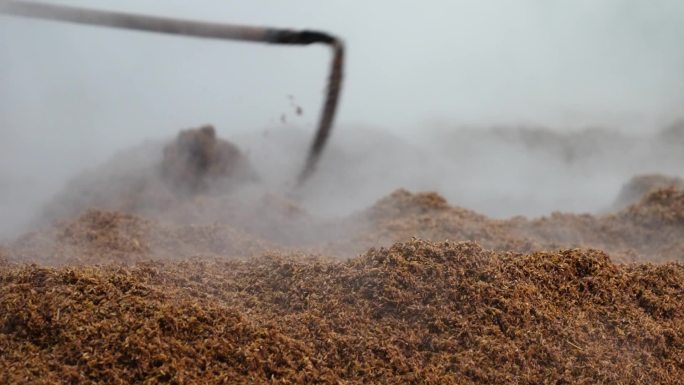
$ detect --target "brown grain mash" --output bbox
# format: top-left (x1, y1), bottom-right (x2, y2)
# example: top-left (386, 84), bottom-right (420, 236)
top-left (1, 183), bottom-right (684, 384)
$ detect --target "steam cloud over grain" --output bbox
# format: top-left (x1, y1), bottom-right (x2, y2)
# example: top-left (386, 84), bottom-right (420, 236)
top-left (2, 0), bottom-right (684, 238)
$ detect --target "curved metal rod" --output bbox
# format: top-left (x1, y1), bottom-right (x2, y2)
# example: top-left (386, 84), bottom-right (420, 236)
top-left (0, 0), bottom-right (344, 186)
top-left (298, 41), bottom-right (344, 185)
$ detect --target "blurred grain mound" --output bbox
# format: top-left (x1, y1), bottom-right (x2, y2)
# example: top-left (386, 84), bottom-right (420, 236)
top-left (1, 240), bottom-right (682, 384)
top-left (612, 174), bottom-right (684, 210)
top-left (40, 125), bottom-right (259, 226)
top-left (619, 187), bottom-right (684, 226)
top-left (350, 185), bottom-right (684, 262)
top-left (5, 179), bottom-right (684, 265)
top-left (7, 210), bottom-right (274, 265)
top-left (161, 125), bottom-right (257, 194)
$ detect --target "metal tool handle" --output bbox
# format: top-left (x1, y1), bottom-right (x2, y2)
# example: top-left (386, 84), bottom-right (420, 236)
top-left (1, 0), bottom-right (344, 186)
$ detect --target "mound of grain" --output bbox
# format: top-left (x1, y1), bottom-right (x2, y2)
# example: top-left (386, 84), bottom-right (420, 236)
top-left (10, 183), bottom-right (684, 265)
top-left (367, 189), bottom-right (453, 219)
top-left (7, 209), bottom-right (275, 265)
top-left (39, 125), bottom-right (261, 227)
top-left (347, 188), bottom-right (684, 263)
top-left (619, 187), bottom-right (684, 226)
top-left (2, 240), bottom-right (682, 384)
top-left (340, 189), bottom-right (533, 257)
top-left (0, 265), bottom-right (321, 384)
top-left (161, 125), bottom-right (257, 194)
top-left (613, 174), bottom-right (684, 210)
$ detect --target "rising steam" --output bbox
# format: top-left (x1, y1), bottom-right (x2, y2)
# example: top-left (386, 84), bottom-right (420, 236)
top-left (1, 0), bottom-right (683, 239)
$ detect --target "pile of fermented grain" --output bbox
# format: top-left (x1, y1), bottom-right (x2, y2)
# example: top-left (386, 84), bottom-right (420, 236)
top-left (7, 210), bottom-right (274, 266)
top-left (2, 240), bottom-right (682, 384)
top-left (612, 174), bottom-right (684, 210)
top-left (345, 184), bottom-right (684, 263)
top-left (1, 126), bottom-right (683, 384)
top-left (7, 180), bottom-right (684, 266)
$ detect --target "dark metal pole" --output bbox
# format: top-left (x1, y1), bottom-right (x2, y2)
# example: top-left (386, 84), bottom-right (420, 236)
top-left (0, 1), bottom-right (344, 185)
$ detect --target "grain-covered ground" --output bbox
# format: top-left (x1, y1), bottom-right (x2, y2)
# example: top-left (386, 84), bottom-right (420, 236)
top-left (1, 129), bottom-right (683, 384)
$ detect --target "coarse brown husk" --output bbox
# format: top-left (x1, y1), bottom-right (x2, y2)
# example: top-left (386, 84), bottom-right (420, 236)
top-left (2, 175), bottom-right (684, 383)
top-left (344, 187), bottom-right (684, 263)
top-left (5, 184), bottom-right (684, 266)
top-left (6, 209), bottom-right (277, 266)
top-left (612, 174), bottom-right (684, 210)
top-left (1, 240), bottom-right (683, 384)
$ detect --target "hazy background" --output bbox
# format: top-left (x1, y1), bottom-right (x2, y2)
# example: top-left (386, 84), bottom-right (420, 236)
top-left (1, 0), bottom-right (684, 238)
